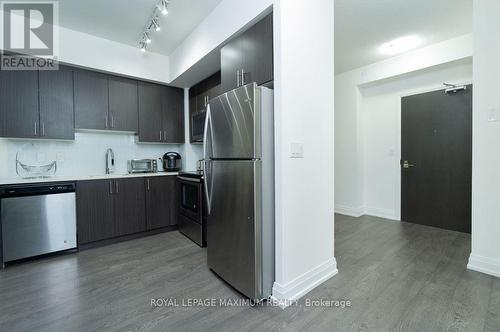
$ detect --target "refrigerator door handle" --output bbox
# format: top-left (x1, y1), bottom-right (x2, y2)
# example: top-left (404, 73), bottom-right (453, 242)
top-left (203, 105), bottom-right (213, 214)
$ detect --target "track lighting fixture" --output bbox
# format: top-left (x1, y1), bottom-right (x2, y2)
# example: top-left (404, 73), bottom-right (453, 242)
top-left (139, 0), bottom-right (171, 51)
top-left (158, 0), bottom-right (169, 15)
top-left (153, 17), bottom-right (161, 32)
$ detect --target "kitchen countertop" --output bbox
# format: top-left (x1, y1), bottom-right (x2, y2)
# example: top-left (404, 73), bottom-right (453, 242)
top-left (0, 172), bottom-right (179, 186)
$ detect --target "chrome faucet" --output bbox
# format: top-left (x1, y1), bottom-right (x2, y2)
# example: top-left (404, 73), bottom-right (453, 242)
top-left (105, 148), bottom-right (115, 174)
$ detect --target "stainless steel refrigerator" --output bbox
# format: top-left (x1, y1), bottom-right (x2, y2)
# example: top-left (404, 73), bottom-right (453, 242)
top-left (203, 83), bottom-right (274, 300)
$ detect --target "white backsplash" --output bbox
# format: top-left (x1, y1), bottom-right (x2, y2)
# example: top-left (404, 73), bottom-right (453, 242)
top-left (0, 132), bottom-right (191, 179)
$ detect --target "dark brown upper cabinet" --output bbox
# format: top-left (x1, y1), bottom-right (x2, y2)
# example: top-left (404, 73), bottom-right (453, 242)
top-left (0, 66), bottom-right (74, 140)
top-left (0, 70), bottom-right (40, 139)
top-left (220, 13), bottom-right (273, 94)
top-left (39, 65), bottom-right (75, 140)
top-left (74, 69), bottom-right (109, 130)
top-left (108, 76), bottom-right (139, 132)
top-left (138, 81), bottom-right (163, 143)
top-left (138, 82), bottom-right (185, 143)
top-left (162, 86), bottom-right (185, 144)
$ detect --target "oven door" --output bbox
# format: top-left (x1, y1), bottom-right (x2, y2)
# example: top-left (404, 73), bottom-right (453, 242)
top-left (177, 176), bottom-right (203, 223)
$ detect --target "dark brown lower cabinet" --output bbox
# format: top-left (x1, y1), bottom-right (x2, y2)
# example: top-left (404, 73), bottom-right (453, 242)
top-left (114, 178), bottom-right (147, 237)
top-left (145, 176), bottom-right (178, 230)
top-left (77, 176), bottom-right (175, 245)
top-left (76, 180), bottom-right (115, 244)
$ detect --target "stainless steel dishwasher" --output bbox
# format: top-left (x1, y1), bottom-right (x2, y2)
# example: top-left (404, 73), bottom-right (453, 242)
top-left (0, 183), bottom-right (77, 264)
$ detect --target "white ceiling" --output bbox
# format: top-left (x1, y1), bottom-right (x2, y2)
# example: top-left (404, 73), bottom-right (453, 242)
top-left (335, 0), bottom-right (473, 74)
top-left (58, 0), bottom-right (223, 55)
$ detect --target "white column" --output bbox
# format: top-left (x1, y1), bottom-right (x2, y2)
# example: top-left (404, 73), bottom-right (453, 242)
top-left (272, 0), bottom-right (337, 305)
top-left (468, 0), bottom-right (500, 278)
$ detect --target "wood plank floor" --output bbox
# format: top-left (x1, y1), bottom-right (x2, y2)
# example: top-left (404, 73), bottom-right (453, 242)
top-left (1, 214), bottom-right (498, 332)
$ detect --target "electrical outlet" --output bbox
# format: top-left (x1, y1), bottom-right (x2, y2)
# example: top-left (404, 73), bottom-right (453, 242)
top-left (488, 108), bottom-right (500, 122)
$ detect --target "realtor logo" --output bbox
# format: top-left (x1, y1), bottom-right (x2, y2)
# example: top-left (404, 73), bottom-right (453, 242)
top-left (1, 1), bottom-right (59, 70)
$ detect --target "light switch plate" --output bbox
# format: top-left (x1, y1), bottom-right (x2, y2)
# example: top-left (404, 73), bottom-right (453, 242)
top-left (290, 142), bottom-right (304, 158)
top-left (488, 108), bottom-right (500, 122)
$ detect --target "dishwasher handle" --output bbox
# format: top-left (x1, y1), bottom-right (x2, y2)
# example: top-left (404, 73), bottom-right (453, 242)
top-left (0, 183), bottom-right (76, 198)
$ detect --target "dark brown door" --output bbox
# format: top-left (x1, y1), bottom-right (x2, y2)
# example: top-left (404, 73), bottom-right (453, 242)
top-left (0, 70), bottom-right (39, 138)
top-left (145, 176), bottom-right (177, 230)
top-left (109, 76), bottom-right (139, 132)
top-left (162, 86), bottom-right (185, 143)
top-left (74, 69), bottom-right (109, 130)
top-left (138, 81), bottom-right (163, 142)
top-left (76, 180), bottom-right (115, 244)
top-left (39, 65), bottom-right (75, 140)
top-left (401, 86), bottom-right (472, 233)
top-left (114, 178), bottom-right (147, 237)
top-left (220, 37), bottom-right (242, 93)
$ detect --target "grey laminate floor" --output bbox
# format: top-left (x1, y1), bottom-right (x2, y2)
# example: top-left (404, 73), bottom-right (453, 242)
top-left (1, 214), bottom-right (499, 332)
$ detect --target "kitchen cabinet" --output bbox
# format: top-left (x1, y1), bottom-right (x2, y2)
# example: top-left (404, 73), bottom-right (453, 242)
top-left (108, 76), bottom-right (139, 132)
top-left (138, 82), bottom-right (185, 143)
top-left (74, 69), bottom-right (109, 130)
top-left (0, 70), bottom-right (39, 139)
top-left (76, 178), bottom-right (147, 244)
top-left (162, 86), bottom-right (185, 143)
top-left (145, 176), bottom-right (178, 230)
top-left (138, 81), bottom-right (163, 142)
top-left (39, 65), bottom-right (75, 139)
top-left (76, 180), bottom-right (115, 244)
top-left (220, 13), bottom-right (273, 93)
top-left (114, 178), bottom-right (147, 237)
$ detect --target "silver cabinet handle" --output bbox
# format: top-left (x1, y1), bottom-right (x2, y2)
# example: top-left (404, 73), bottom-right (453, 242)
top-left (241, 68), bottom-right (246, 85)
top-left (105, 115), bottom-right (108, 129)
top-left (42, 122), bottom-right (45, 137)
top-left (159, 130), bottom-right (162, 141)
top-left (109, 181), bottom-right (113, 194)
top-left (236, 69), bottom-right (240, 87)
top-left (146, 178), bottom-right (150, 191)
top-left (164, 130), bottom-right (167, 142)
top-left (34, 121), bottom-right (38, 136)
top-left (110, 115), bottom-right (114, 128)
top-left (115, 181), bottom-right (119, 194)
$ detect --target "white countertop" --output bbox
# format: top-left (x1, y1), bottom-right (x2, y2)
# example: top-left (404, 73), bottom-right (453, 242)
top-left (0, 172), bottom-right (179, 186)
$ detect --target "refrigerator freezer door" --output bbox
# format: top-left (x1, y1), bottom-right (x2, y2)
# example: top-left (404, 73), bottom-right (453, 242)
top-left (208, 83), bottom-right (259, 159)
top-left (207, 160), bottom-right (260, 298)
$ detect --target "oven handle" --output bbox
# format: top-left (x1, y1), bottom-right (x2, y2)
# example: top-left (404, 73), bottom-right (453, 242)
top-left (177, 176), bottom-right (201, 183)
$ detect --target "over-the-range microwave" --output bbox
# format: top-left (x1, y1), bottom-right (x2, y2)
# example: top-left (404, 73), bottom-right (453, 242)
top-left (191, 110), bottom-right (206, 142)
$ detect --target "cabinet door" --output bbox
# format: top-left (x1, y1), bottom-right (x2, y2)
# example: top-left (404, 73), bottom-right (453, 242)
top-left (189, 88), bottom-right (198, 143)
top-left (138, 81), bottom-right (163, 142)
top-left (243, 13), bottom-right (274, 86)
top-left (74, 69), bottom-right (109, 130)
top-left (39, 65), bottom-right (75, 140)
top-left (76, 180), bottom-right (115, 244)
top-left (220, 37), bottom-right (242, 94)
top-left (146, 176), bottom-right (177, 230)
top-left (162, 86), bottom-right (185, 143)
top-left (109, 76), bottom-right (139, 132)
top-left (0, 70), bottom-right (39, 138)
top-left (114, 178), bottom-right (147, 237)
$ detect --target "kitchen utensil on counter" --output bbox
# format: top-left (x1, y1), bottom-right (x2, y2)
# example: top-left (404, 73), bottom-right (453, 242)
top-left (162, 152), bottom-right (182, 172)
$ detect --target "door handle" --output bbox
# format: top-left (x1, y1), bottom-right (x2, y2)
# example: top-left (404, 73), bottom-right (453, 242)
top-left (402, 160), bottom-right (415, 169)
top-left (236, 69), bottom-right (240, 87)
top-left (204, 159), bottom-right (212, 215)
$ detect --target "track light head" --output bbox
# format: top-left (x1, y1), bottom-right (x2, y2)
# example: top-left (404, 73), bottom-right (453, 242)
top-left (144, 32), bottom-right (151, 44)
top-left (140, 42), bottom-right (147, 52)
top-left (152, 17), bottom-right (160, 32)
top-left (159, 0), bottom-right (168, 15)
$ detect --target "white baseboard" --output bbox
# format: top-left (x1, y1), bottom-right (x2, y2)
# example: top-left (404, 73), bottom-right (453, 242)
top-left (468, 254), bottom-right (500, 278)
top-left (363, 206), bottom-right (398, 221)
top-left (334, 205), bottom-right (364, 218)
top-left (335, 205), bottom-right (398, 221)
top-left (272, 257), bottom-right (338, 309)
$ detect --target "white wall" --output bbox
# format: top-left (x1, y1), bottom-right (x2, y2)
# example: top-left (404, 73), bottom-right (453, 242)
top-left (335, 35), bottom-right (473, 218)
top-left (0, 133), bottom-right (182, 179)
top-left (271, 0), bottom-right (337, 304)
top-left (467, 0), bottom-right (500, 278)
top-left (359, 60), bottom-right (472, 220)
